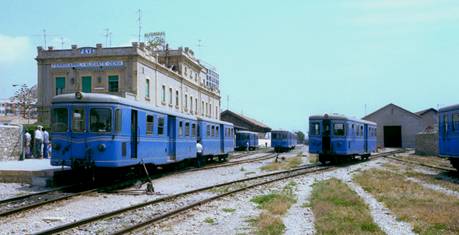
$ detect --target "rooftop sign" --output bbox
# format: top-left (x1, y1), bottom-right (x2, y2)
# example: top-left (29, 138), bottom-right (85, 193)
top-left (51, 61), bottom-right (124, 69)
top-left (79, 47), bottom-right (96, 55)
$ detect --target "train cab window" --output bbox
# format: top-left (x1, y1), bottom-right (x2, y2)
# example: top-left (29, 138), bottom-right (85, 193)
top-left (360, 126), bottom-right (364, 136)
top-left (310, 123), bottom-right (320, 136)
top-left (453, 114), bottom-right (459, 131)
top-left (158, 117), bottom-right (165, 135)
top-left (51, 108), bottom-right (68, 132)
top-left (207, 125), bottom-right (210, 137)
top-left (146, 115), bottom-right (154, 135)
top-left (192, 123), bottom-right (197, 137)
top-left (115, 109), bottom-right (122, 132)
top-left (185, 122), bottom-right (190, 136)
top-left (178, 121), bottom-right (183, 136)
top-left (216, 126), bottom-right (219, 137)
top-left (72, 108), bottom-right (85, 132)
top-left (90, 108), bottom-right (112, 133)
top-left (333, 123), bottom-right (345, 136)
top-left (211, 126), bottom-right (215, 137)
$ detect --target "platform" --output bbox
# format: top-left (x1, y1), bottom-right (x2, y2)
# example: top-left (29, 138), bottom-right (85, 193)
top-left (0, 159), bottom-right (70, 186)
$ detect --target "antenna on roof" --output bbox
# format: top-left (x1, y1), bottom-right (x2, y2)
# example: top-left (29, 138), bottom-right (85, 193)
top-left (104, 28), bottom-right (112, 47)
top-left (137, 9), bottom-right (142, 43)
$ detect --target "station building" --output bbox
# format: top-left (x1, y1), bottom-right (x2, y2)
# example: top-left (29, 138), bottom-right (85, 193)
top-left (36, 43), bottom-right (221, 124)
top-left (363, 103), bottom-right (438, 148)
top-left (220, 110), bottom-right (272, 146)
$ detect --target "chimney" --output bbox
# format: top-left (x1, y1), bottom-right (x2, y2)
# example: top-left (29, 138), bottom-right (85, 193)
top-left (37, 46), bottom-right (43, 52)
top-left (71, 44), bottom-right (77, 49)
top-left (139, 42), bottom-right (145, 50)
top-left (132, 42), bottom-right (138, 48)
top-left (96, 43), bottom-right (102, 49)
top-left (48, 46), bottom-right (53, 51)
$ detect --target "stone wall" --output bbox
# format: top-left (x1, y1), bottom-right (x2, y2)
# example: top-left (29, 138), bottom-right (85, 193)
top-left (0, 125), bottom-right (22, 161)
top-left (415, 132), bottom-right (438, 156)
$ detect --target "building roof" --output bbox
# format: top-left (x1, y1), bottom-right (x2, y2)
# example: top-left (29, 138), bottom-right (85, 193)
top-left (415, 108), bottom-right (438, 116)
top-left (220, 110), bottom-right (271, 133)
top-left (362, 103), bottom-right (422, 120)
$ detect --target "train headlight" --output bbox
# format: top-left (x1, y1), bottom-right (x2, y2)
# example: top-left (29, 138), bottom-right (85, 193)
top-left (75, 91), bottom-right (83, 100)
top-left (98, 144), bottom-right (106, 152)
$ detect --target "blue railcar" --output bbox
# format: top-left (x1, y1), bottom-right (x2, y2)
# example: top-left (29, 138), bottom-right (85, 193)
top-left (235, 131), bottom-right (258, 151)
top-left (438, 104), bottom-right (459, 170)
top-left (271, 130), bottom-right (297, 152)
top-left (308, 114), bottom-right (377, 164)
top-left (50, 92), bottom-right (234, 169)
top-left (197, 117), bottom-right (235, 160)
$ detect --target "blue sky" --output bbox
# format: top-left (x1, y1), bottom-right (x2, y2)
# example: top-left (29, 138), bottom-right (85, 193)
top-left (1, 0), bottom-right (458, 132)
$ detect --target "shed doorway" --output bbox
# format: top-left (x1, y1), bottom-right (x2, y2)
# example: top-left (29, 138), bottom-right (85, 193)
top-left (384, 126), bottom-right (402, 148)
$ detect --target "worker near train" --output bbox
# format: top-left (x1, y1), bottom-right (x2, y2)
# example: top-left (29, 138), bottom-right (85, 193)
top-left (196, 139), bottom-right (203, 167)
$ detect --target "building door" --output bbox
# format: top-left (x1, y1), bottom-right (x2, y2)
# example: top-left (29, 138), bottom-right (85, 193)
top-left (384, 126), bottom-right (402, 148)
top-left (322, 119), bottom-right (331, 153)
top-left (82, 76), bottom-right (92, 93)
top-left (130, 110), bottom-right (138, 159)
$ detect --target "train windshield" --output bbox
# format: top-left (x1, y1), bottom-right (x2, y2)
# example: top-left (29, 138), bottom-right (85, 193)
top-left (90, 108), bottom-right (112, 133)
top-left (333, 123), bottom-right (345, 136)
top-left (51, 108), bottom-right (68, 132)
top-left (309, 123), bottom-right (320, 136)
top-left (72, 108), bottom-right (85, 132)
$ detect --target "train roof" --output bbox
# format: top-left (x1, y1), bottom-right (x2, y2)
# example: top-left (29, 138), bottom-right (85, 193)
top-left (271, 130), bottom-right (295, 134)
top-left (439, 104), bottom-right (459, 113)
top-left (52, 93), bottom-right (198, 120)
top-left (197, 116), bottom-right (234, 126)
top-left (236, 130), bottom-right (258, 135)
top-left (309, 114), bottom-right (376, 125)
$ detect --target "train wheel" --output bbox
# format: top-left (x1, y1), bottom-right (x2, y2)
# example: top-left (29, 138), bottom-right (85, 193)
top-left (318, 154), bottom-right (328, 164)
top-left (450, 158), bottom-right (459, 170)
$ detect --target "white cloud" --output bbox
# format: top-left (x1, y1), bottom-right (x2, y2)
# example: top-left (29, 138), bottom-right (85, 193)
top-left (0, 34), bottom-right (32, 64)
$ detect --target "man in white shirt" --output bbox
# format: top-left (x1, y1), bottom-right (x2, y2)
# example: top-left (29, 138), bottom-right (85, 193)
top-left (34, 126), bottom-right (44, 159)
top-left (24, 131), bottom-right (31, 158)
top-left (42, 128), bottom-right (50, 159)
top-left (196, 140), bottom-right (204, 167)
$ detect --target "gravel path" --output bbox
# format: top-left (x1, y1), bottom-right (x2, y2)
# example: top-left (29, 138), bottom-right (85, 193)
top-left (0, 183), bottom-right (45, 201)
top-left (406, 177), bottom-right (459, 198)
top-left (283, 178), bottom-right (315, 235)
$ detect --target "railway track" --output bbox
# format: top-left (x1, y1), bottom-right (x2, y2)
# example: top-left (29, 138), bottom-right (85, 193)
top-left (229, 148), bottom-right (272, 160)
top-left (34, 149), bottom-right (405, 235)
top-left (0, 185), bottom-right (96, 218)
top-left (384, 154), bottom-right (456, 172)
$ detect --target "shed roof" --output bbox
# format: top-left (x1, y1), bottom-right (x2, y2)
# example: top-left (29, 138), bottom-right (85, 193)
top-left (220, 110), bottom-right (271, 133)
top-left (362, 103), bottom-right (421, 120)
top-left (415, 108), bottom-right (438, 116)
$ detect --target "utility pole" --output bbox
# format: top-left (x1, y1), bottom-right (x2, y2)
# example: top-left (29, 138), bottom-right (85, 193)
top-left (137, 9), bottom-right (142, 43)
top-left (43, 29), bottom-right (47, 48)
top-left (60, 36), bottom-right (65, 49)
top-left (104, 28), bottom-right (112, 47)
top-left (227, 95), bottom-right (229, 110)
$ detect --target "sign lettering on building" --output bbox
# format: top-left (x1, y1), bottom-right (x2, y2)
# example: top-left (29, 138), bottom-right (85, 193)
top-left (79, 47), bottom-right (96, 55)
top-left (51, 61), bottom-right (124, 69)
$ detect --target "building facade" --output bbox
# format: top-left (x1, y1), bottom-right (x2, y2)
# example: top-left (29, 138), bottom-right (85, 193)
top-left (363, 103), bottom-right (437, 148)
top-left (36, 43), bottom-right (221, 124)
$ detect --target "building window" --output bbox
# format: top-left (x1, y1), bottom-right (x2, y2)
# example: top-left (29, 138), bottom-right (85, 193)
top-left (169, 88), bottom-right (173, 105)
top-left (82, 76), bottom-right (92, 93)
top-left (108, 75), bottom-right (119, 92)
top-left (175, 90), bottom-right (179, 107)
top-left (195, 98), bottom-right (197, 113)
top-left (146, 115), bottom-right (154, 135)
top-left (205, 103), bottom-right (208, 116)
top-left (201, 101), bottom-right (204, 115)
top-left (190, 96), bottom-right (193, 113)
top-left (145, 79), bottom-right (150, 98)
top-left (158, 117), bottom-right (165, 135)
top-left (161, 85), bottom-right (166, 103)
top-left (216, 106), bottom-right (218, 118)
top-left (185, 94), bottom-right (188, 110)
top-left (209, 104), bottom-right (212, 117)
top-left (55, 77), bottom-right (65, 95)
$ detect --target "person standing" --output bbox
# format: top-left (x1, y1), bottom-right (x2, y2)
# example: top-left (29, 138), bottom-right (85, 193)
top-left (196, 140), bottom-right (203, 168)
top-left (34, 126), bottom-right (44, 159)
top-left (42, 128), bottom-right (50, 159)
top-left (24, 131), bottom-right (31, 158)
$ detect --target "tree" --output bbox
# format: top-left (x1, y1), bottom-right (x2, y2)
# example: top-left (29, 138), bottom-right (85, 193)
top-left (10, 84), bottom-right (35, 119)
top-left (295, 131), bottom-right (305, 144)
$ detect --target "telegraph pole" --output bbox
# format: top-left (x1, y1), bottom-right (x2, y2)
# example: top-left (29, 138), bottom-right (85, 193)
top-left (137, 9), bottom-right (142, 43)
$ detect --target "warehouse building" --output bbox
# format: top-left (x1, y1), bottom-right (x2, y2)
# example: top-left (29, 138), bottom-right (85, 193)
top-left (363, 103), bottom-right (437, 148)
top-left (220, 110), bottom-right (272, 146)
top-left (36, 43), bottom-right (221, 124)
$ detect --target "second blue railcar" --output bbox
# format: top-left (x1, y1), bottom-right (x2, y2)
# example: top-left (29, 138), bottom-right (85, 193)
top-left (308, 114), bottom-right (377, 164)
top-left (235, 131), bottom-right (259, 151)
top-left (271, 130), bottom-right (297, 152)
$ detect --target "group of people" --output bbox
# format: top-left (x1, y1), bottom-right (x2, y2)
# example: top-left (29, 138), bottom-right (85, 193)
top-left (24, 125), bottom-right (50, 159)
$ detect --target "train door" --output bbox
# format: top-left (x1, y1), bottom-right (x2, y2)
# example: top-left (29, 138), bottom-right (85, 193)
top-left (220, 124), bottom-right (224, 153)
top-left (168, 116), bottom-right (177, 161)
top-left (364, 124), bottom-right (368, 153)
top-left (440, 113), bottom-right (449, 154)
top-left (322, 119), bottom-right (331, 153)
top-left (130, 110), bottom-right (138, 159)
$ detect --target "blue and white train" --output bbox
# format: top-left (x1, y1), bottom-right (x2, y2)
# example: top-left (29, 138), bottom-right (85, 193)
top-left (235, 131), bottom-right (259, 151)
top-left (439, 104), bottom-right (459, 170)
top-left (271, 130), bottom-right (297, 152)
top-left (308, 114), bottom-right (377, 164)
top-left (50, 92), bottom-right (235, 169)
